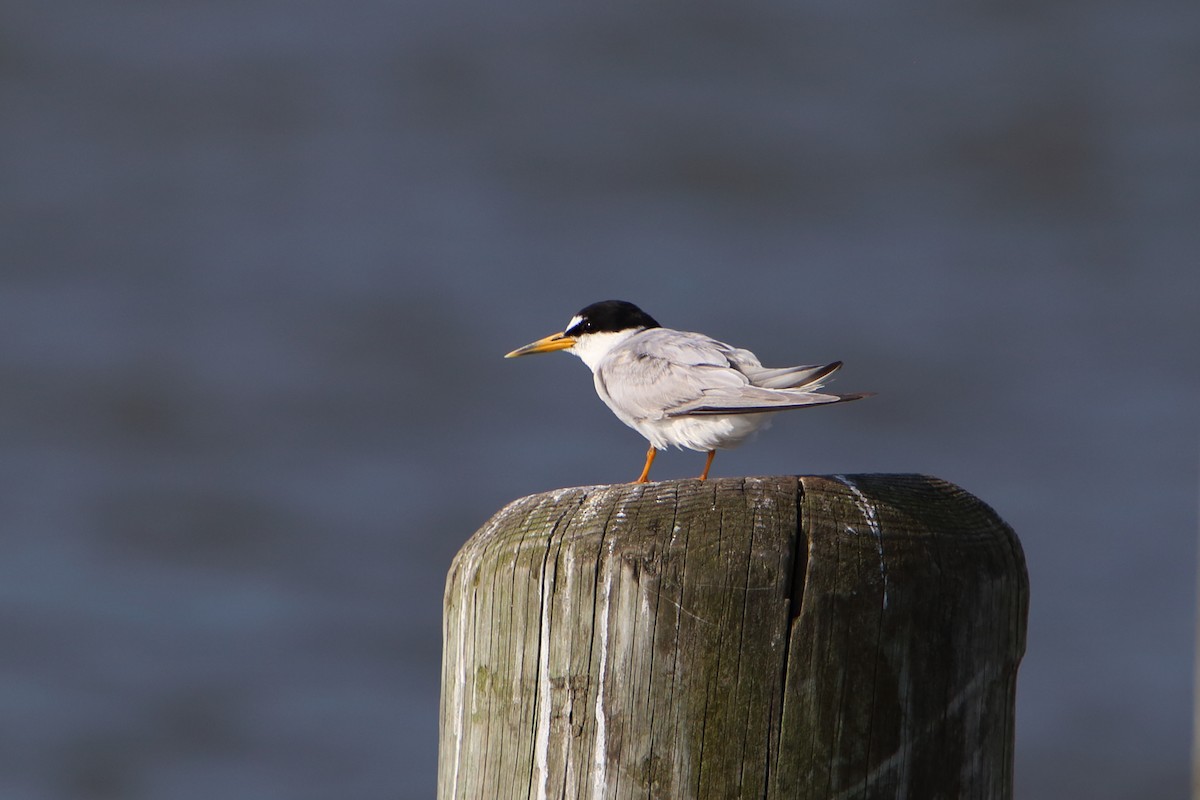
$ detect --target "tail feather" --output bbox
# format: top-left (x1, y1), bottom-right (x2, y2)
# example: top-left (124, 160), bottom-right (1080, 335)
top-left (668, 389), bottom-right (874, 417)
top-left (749, 360), bottom-right (842, 390)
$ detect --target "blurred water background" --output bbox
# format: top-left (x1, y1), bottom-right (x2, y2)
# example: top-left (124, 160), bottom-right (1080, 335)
top-left (3, 1), bottom-right (1198, 798)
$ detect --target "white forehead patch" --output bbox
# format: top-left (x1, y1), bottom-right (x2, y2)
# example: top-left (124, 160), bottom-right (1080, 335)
top-left (565, 314), bottom-right (583, 332)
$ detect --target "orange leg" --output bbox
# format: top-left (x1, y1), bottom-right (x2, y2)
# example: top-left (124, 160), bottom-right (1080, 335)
top-left (634, 445), bottom-right (657, 483)
top-left (698, 450), bottom-right (716, 481)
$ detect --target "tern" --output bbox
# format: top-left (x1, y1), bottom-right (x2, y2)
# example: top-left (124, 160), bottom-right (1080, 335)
top-left (505, 300), bottom-right (872, 483)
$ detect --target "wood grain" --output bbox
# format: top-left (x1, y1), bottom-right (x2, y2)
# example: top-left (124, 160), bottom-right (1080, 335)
top-left (439, 475), bottom-right (1028, 800)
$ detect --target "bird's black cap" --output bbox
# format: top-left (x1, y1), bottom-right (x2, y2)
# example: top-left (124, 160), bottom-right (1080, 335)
top-left (565, 300), bottom-right (661, 336)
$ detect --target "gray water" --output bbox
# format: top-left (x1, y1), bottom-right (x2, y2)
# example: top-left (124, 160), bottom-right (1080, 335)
top-left (3, 1), bottom-right (1198, 798)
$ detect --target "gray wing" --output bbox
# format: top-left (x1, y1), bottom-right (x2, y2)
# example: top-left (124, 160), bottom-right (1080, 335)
top-left (597, 329), bottom-right (860, 420)
top-left (596, 329), bottom-right (749, 420)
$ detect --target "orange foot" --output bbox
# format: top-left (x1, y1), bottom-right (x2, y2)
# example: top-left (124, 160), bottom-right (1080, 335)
top-left (634, 445), bottom-right (657, 483)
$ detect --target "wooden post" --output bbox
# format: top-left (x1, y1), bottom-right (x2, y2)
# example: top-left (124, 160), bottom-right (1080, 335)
top-left (438, 474), bottom-right (1028, 800)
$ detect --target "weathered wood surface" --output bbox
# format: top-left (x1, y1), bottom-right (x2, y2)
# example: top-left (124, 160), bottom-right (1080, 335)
top-left (439, 474), bottom-right (1028, 800)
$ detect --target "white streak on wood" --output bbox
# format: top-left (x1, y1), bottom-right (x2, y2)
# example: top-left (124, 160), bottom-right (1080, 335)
top-left (450, 598), bottom-right (464, 799)
top-left (448, 544), bottom-right (479, 800)
top-left (560, 547), bottom-right (577, 792)
top-left (835, 474), bottom-right (889, 609)
top-left (447, 507), bottom-right (511, 799)
top-left (591, 537), bottom-right (615, 798)
top-left (534, 555), bottom-right (553, 800)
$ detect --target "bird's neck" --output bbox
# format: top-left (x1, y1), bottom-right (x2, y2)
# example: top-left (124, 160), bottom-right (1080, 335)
top-left (570, 329), bottom-right (643, 372)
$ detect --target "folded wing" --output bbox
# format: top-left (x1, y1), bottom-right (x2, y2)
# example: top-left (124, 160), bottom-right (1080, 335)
top-left (597, 329), bottom-right (867, 421)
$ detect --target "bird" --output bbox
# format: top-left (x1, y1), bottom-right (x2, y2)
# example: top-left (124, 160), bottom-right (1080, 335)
top-left (504, 300), bottom-right (872, 483)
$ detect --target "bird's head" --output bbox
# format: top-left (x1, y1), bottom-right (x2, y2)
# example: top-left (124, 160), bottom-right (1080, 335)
top-left (505, 300), bottom-right (661, 370)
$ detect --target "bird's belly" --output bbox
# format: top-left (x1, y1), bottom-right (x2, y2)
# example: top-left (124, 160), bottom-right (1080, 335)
top-left (635, 414), bottom-right (772, 452)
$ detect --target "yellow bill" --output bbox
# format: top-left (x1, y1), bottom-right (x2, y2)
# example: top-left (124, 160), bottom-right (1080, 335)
top-left (504, 332), bottom-right (576, 358)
